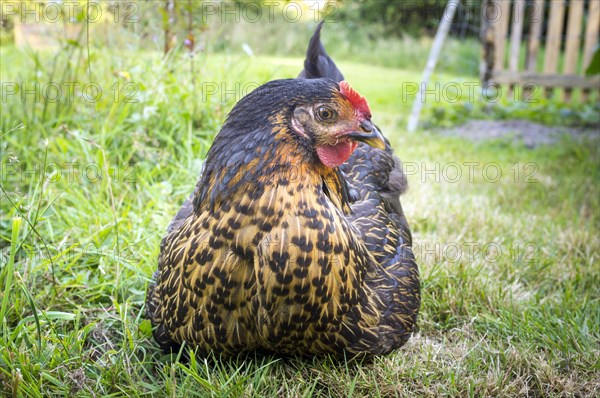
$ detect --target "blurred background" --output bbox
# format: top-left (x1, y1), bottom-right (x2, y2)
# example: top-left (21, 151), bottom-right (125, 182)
top-left (2, 0), bottom-right (598, 132)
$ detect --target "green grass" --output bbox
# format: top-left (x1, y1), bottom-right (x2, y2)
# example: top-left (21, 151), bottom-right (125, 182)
top-left (0, 40), bottom-right (599, 397)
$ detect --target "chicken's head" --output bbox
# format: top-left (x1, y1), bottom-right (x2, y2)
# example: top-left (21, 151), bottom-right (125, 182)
top-left (194, 78), bottom-right (386, 211)
top-left (289, 80), bottom-right (385, 168)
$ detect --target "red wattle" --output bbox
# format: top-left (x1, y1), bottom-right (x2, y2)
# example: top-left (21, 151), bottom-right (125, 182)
top-left (316, 141), bottom-right (358, 168)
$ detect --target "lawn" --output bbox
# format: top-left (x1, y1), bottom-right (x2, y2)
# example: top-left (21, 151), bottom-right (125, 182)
top-left (0, 41), bottom-right (599, 397)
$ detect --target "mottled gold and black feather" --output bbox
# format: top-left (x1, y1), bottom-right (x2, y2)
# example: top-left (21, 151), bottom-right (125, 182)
top-left (146, 23), bottom-right (420, 357)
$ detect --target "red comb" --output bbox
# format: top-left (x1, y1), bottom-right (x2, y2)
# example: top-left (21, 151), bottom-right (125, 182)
top-left (339, 81), bottom-right (371, 118)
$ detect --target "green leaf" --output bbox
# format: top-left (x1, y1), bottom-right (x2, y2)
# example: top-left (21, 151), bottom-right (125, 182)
top-left (17, 311), bottom-right (77, 326)
top-left (585, 45), bottom-right (600, 75)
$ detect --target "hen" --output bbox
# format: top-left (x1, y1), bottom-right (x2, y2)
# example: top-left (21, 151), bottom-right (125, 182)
top-left (146, 23), bottom-right (420, 357)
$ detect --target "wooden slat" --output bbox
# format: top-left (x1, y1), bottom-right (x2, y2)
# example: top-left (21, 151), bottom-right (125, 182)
top-left (481, 0), bottom-right (495, 82)
top-left (510, 0), bottom-right (526, 72)
top-left (544, 0), bottom-right (566, 97)
top-left (527, 0), bottom-right (545, 72)
top-left (524, 0), bottom-right (545, 100)
top-left (582, 1), bottom-right (600, 101)
top-left (544, 0), bottom-right (566, 73)
top-left (583, 0), bottom-right (600, 69)
top-left (564, 0), bottom-right (585, 74)
top-left (492, 71), bottom-right (600, 88)
top-left (479, 0), bottom-right (496, 83)
top-left (494, 0), bottom-right (512, 71)
top-left (563, 0), bottom-right (585, 101)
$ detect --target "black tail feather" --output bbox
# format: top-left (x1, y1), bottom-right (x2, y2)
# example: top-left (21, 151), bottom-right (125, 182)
top-left (298, 21), bottom-right (345, 82)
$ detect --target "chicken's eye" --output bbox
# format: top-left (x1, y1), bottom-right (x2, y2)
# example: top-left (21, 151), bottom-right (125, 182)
top-left (316, 106), bottom-right (338, 123)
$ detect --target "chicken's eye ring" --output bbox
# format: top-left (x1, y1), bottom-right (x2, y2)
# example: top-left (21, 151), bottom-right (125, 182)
top-left (315, 105), bottom-right (338, 123)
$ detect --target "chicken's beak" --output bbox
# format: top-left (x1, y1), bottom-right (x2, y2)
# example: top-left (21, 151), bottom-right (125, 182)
top-left (345, 120), bottom-right (386, 150)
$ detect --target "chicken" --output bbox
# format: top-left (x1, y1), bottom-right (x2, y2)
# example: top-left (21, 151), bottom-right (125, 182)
top-left (146, 23), bottom-right (420, 357)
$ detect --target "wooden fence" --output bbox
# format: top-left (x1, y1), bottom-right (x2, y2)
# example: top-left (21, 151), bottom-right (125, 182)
top-left (481, 0), bottom-right (600, 101)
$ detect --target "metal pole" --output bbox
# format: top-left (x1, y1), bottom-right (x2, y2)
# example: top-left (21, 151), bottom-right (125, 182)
top-left (407, 0), bottom-right (460, 133)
